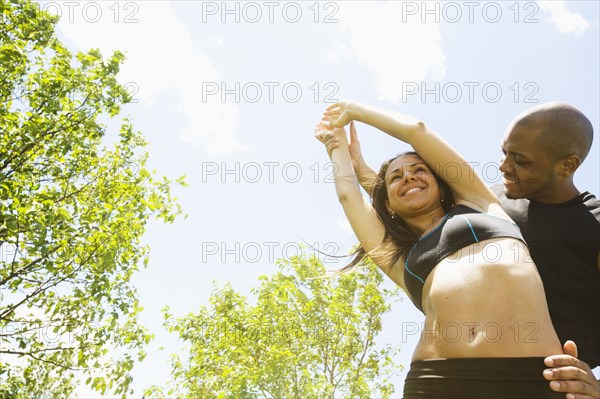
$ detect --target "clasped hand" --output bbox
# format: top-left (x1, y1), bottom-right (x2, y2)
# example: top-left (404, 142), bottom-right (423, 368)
top-left (314, 102), bottom-right (359, 158)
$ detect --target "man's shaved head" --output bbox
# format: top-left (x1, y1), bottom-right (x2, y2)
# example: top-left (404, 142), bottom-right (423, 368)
top-left (511, 102), bottom-right (594, 162)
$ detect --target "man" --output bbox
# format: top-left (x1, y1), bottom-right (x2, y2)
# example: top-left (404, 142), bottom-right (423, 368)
top-left (339, 102), bottom-right (600, 398)
top-left (497, 103), bottom-right (599, 399)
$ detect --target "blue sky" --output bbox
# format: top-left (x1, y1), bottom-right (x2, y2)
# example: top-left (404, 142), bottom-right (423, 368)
top-left (37, 0), bottom-right (600, 396)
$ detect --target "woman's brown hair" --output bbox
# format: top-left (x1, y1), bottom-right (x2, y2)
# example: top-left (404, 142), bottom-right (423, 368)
top-left (333, 151), bottom-right (454, 275)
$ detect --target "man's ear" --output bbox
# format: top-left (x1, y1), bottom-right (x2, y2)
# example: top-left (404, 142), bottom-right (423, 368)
top-left (557, 155), bottom-right (581, 177)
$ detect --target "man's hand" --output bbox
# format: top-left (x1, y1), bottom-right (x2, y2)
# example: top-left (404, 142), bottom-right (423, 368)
top-left (348, 120), bottom-right (364, 167)
top-left (347, 121), bottom-right (377, 196)
top-left (543, 340), bottom-right (600, 399)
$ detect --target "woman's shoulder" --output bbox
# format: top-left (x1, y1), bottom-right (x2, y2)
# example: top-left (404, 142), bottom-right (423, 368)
top-left (452, 200), bottom-right (514, 223)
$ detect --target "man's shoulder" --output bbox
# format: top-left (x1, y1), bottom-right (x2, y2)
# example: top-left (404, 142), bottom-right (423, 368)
top-left (581, 192), bottom-right (600, 223)
top-left (491, 184), bottom-right (504, 198)
top-left (490, 184), bottom-right (530, 222)
top-left (491, 184), bottom-right (512, 203)
top-left (581, 191), bottom-right (600, 206)
top-left (490, 184), bottom-right (529, 207)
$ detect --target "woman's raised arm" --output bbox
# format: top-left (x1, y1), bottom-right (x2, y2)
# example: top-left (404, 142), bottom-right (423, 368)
top-left (322, 101), bottom-right (498, 210)
top-left (314, 122), bottom-right (405, 288)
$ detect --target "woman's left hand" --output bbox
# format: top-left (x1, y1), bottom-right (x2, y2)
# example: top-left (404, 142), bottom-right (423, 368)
top-left (321, 101), bottom-right (357, 129)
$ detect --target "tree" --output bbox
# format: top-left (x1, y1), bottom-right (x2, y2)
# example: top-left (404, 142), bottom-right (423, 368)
top-left (146, 253), bottom-right (402, 399)
top-left (0, 0), bottom-right (184, 397)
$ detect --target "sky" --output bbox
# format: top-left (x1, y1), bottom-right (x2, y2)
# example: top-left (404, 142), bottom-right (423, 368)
top-left (32, 0), bottom-right (600, 397)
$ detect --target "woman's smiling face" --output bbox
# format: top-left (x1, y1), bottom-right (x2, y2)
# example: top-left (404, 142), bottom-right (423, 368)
top-left (384, 154), bottom-right (442, 217)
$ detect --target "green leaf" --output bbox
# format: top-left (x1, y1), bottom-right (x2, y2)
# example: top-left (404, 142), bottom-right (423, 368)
top-left (0, 1), bottom-right (184, 396)
top-left (156, 254), bottom-right (401, 398)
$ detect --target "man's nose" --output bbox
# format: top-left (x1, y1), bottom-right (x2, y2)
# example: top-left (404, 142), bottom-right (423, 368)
top-left (499, 155), bottom-right (512, 173)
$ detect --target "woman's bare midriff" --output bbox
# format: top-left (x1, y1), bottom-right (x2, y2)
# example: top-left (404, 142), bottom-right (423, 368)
top-left (411, 237), bottom-right (562, 361)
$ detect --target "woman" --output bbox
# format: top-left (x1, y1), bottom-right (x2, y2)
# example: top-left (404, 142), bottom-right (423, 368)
top-left (314, 101), bottom-right (564, 398)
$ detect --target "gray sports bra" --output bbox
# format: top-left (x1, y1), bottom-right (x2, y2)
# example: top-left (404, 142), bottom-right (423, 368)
top-left (403, 205), bottom-right (526, 313)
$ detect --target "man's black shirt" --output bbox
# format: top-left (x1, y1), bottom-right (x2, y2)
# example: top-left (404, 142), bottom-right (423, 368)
top-left (493, 186), bottom-right (600, 368)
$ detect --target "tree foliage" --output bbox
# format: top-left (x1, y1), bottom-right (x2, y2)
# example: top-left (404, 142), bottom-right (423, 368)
top-left (0, 0), bottom-right (183, 396)
top-left (147, 254), bottom-right (402, 399)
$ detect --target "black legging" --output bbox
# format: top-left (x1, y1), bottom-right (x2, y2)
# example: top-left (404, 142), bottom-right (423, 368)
top-left (403, 357), bottom-right (563, 399)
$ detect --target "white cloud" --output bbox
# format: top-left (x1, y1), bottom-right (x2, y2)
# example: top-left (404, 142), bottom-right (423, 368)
top-left (333, 2), bottom-right (446, 103)
top-left (324, 49), bottom-right (341, 63)
top-left (209, 34), bottom-right (224, 47)
top-left (48, 1), bottom-right (245, 156)
top-left (537, 1), bottom-right (590, 36)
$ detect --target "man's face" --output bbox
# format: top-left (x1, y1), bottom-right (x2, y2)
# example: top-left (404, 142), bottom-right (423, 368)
top-left (499, 124), bottom-right (559, 201)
